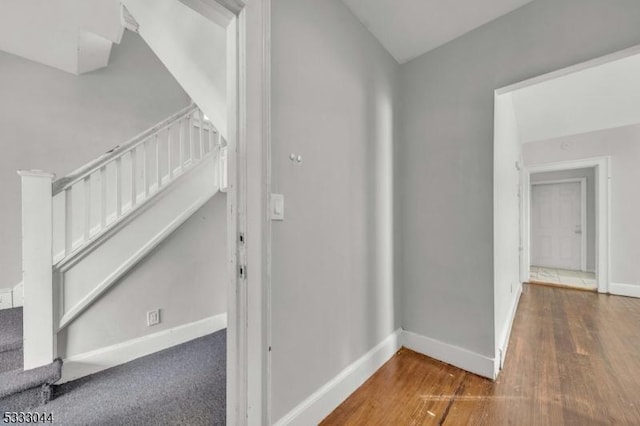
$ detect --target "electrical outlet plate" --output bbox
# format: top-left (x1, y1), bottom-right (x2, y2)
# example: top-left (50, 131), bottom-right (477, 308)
top-left (147, 309), bottom-right (161, 326)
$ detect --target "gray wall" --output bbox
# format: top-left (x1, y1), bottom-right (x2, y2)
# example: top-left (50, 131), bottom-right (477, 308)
top-left (0, 31), bottom-right (191, 287)
top-left (271, 0), bottom-right (399, 419)
top-left (397, 0), bottom-right (640, 357)
top-left (524, 124), bottom-right (640, 287)
top-left (530, 168), bottom-right (596, 271)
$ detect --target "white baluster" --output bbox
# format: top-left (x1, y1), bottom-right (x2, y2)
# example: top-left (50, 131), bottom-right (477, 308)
top-left (155, 134), bottom-right (161, 189)
top-left (64, 186), bottom-right (73, 256)
top-left (131, 148), bottom-right (137, 208)
top-left (199, 110), bottom-right (205, 160)
top-left (168, 126), bottom-right (173, 180)
top-left (115, 157), bottom-right (122, 217)
top-left (189, 112), bottom-right (195, 165)
top-left (179, 119), bottom-right (185, 173)
top-left (100, 166), bottom-right (107, 229)
top-left (208, 122), bottom-right (214, 154)
top-left (83, 175), bottom-right (91, 242)
top-left (143, 139), bottom-right (149, 198)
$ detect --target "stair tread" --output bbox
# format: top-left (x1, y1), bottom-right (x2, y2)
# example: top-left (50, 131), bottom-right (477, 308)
top-left (0, 359), bottom-right (62, 399)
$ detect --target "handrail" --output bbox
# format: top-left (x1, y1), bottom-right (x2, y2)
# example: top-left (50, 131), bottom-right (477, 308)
top-left (52, 104), bottom-right (202, 195)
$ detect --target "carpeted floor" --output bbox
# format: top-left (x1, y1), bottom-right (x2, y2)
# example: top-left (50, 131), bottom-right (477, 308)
top-left (41, 330), bottom-right (226, 426)
top-left (0, 307), bottom-right (23, 374)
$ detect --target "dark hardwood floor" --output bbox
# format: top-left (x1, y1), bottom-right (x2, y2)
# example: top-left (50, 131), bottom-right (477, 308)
top-left (321, 284), bottom-right (640, 425)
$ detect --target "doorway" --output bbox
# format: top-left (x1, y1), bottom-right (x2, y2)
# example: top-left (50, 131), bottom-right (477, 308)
top-left (528, 172), bottom-right (597, 290)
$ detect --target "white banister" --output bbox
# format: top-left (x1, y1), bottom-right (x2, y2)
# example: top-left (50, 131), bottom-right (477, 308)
top-left (18, 170), bottom-right (57, 370)
top-left (17, 104), bottom-right (224, 372)
top-left (49, 104), bottom-right (219, 266)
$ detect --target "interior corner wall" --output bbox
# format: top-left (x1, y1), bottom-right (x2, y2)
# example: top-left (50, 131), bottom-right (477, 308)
top-left (0, 31), bottom-right (191, 290)
top-left (397, 0), bottom-right (640, 359)
top-left (523, 124), bottom-right (640, 288)
top-left (530, 168), bottom-right (596, 271)
top-left (270, 0), bottom-right (400, 420)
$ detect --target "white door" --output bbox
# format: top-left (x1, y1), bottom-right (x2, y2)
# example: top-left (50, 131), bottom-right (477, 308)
top-left (531, 182), bottom-right (582, 270)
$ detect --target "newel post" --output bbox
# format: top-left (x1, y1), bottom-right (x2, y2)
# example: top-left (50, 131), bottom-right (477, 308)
top-left (18, 170), bottom-right (56, 370)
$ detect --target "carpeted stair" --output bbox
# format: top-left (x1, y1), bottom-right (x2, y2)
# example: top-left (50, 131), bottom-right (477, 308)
top-left (0, 307), bottom-right (63, 411)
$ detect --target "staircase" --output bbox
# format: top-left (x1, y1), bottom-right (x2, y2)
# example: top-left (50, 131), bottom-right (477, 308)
top-left (1, 104), bottom-right (225, 410)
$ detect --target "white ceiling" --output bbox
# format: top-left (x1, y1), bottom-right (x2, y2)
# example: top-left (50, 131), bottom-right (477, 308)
top-left (512, 52), bottom-right (640, 144)
top-left (0, 0), bottom-right (123, 75)
top-left (341, 0), bottom-right (534, 64)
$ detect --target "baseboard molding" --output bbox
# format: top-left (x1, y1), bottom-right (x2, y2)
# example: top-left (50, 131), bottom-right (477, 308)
top-left (60, 313), bottom-right (226, 383)
top-left (401, 330), bottom-right (496, 380)
top-left (497, 283), bottom-right (523, 374)
top-left (12, 282), bottom-right (23, 308)
top-left (609, 282), bottom-right (640, 298)
top-left (274, 329), bottom-right (402, 426)
top-left (0, 282), bottom-right (23, 310)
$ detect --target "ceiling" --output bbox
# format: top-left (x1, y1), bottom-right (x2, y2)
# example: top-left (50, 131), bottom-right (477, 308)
top-left (341, 0), bottom-right (534, 64)
top-left (512, 51), bottom-right (640, 144)
top-left (0, 0), bottom-right (123, 75)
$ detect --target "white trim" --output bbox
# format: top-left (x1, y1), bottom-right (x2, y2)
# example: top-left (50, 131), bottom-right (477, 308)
top-left (58, 188), bottom-right (218, 330)
top-left (12, 282), bottom-right (23, 308)
top-left (401, 331), bottom-right (496, 380)
top-left (60, 313), bottom-right (227, 383)
top-left (530, 177), bottom-right (587, 271)
top-left (496, 282), bottom-right (522, 374)
top-left (524, 157), bottom-right (610, 294)
top-left (273, 330), bottom-right (402, 426)
top-left (496, 44), bottom-right (640, 95)
top-left (609, 283), bottom-right (640, 299)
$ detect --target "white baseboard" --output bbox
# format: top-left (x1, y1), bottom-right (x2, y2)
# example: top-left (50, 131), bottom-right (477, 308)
top-left (60, 313), bottom-right (226, 383)
top-left (12, 282), bottom-right (23, 308)
top-left (401, 330), bottom-right (496, 380)
top-left (496, 283), bottom-right (523, 374)
top-left (274, 329), bottom-right (402, 426)
top-left (0, 282), bottom-right (23, 310)
top-left (609, 282), bottom-right (640, 298)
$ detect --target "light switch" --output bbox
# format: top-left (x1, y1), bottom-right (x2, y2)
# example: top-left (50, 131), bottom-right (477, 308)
top-left (271, 193), bottom-right (284, 221)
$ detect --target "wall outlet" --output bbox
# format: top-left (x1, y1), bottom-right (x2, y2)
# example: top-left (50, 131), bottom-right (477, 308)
top-left (0, 290), bottom-right (12, 310)
top-left (147, 309), bottom-right (161, 326)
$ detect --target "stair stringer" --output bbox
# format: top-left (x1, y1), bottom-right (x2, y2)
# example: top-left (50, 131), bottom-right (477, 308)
top-left (55, 153), bottom-right (219, 336)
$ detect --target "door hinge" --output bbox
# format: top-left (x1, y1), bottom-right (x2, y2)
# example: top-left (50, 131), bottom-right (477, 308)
top-left (239, 264), bottom-right (247, 279)
top-left (239, 232), bottom-right (245, 245)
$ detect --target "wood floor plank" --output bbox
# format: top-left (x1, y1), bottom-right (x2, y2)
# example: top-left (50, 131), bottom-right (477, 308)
top-left (321, 284), bottom-right (640, 425)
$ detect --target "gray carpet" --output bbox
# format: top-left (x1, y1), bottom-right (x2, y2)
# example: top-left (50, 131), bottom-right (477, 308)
top-left (0, 307), bottom-right (23, 375)
top-left (41, 329), bottom-right (226, 426)
top-left (0, 307), bottom-right (23, 353)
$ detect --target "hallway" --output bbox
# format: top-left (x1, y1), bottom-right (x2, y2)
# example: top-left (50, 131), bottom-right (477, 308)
top-left (322, 284), bottom-right (640, 425)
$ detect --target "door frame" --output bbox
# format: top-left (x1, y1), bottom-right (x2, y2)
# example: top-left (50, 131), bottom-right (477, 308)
top-left (193, 1), bottom-right (272, 424)
top-left (530, 177), bottom-right (587, 272)
top-left (523, 158), bottom-right (610, 293)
